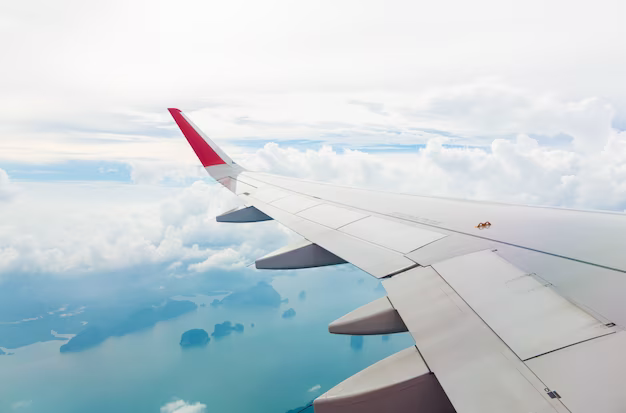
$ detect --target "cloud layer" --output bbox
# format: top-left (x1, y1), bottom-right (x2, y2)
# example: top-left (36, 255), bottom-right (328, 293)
top-left (2, 0), bottom-right (625, 114)
top-left (2, 121), bottom-right (626, 279)
top-left (0, 179), bottom-right (290, 276)
top-left (1, 0), bottom-right (625, 168)
top-left (243, 129), bottom-right (626, 211)
top-left (0, 168), bottom-right (17, 201)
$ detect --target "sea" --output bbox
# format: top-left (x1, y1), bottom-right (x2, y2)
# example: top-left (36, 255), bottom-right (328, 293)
top-left (0, 268), bottom-right (414, 413)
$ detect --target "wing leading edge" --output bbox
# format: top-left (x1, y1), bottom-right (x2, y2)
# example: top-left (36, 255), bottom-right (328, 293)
top-left (169, 109), bottom-right (626, 412)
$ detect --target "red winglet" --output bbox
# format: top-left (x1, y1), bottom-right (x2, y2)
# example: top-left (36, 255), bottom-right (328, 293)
top-left (168, 108), bottom-right (226, 167)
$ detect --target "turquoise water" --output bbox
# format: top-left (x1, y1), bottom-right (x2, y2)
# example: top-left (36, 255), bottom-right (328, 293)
top-left (0, 268), bottom-right (414, 413)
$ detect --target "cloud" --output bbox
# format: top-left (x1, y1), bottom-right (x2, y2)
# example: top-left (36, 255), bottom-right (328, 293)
top-left (307, 384), bottom-right (321, 393)
top-left (160, 400), bottom-right (206, 413)
top-left (3, 85), bottom-right (620, 167)
top-left (0, 169), bottom-right (18, 201)
top-left (1, 0), bottom-right (625, 124)
top-left (404, 82), bottom-right (617, 152)
top-left (128, 161), bottom-right (206, 185)
top-left (187, 248), bottom-right (247, 272)
top-left (241, 132), bottom-right (626, 211)
top-left (0, 180), bottom-right (289, 276)
top-left (3, 121), bottom-right (626, 278)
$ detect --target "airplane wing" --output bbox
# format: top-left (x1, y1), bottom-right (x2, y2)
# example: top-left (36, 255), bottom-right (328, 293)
top-left (168, 108), bottom-right (626, 413)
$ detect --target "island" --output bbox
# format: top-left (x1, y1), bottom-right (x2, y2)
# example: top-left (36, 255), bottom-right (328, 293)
top-left (180, 329), bottom-right (210, 347)
top-left (220, 281), bottom-right (282, 308)
top-left (60, 326), bottom-right (108, 353)
top-left (282, 308), bottom-right (296, 319)
top-left (212, 321), bottom-right (244, 338)
top-left (298, 290), bottom-right (306, 300)
top-left (60, 299), bottom-right (197, 353)
top-left (0, 316), bottom-right (75, 349)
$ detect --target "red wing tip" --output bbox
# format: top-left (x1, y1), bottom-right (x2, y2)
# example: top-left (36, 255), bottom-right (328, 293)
top-left (167, 107), bottom-right (227, 167)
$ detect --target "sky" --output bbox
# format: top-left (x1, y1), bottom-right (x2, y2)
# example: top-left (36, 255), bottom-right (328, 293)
top-left (0, 0), bottom-right (626, 338)
top-left (0, 0), bottom-right (625, 279)
top-left (1, 0), bottom-right (626, 274)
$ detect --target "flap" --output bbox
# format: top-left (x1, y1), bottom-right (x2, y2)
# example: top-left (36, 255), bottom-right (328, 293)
top-left (432, 250), bottom-right (615, 360)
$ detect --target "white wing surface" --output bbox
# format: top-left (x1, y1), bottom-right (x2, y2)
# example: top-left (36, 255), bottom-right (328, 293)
top-left (169, 108), bottom-right (626, 413)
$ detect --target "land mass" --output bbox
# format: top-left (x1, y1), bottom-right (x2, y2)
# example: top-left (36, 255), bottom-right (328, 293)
top-left (60, 300), bottom-right (197, 353)
top-left (219, 282), bottom-right (282, 308)
top-left (0, 305), bottom-right (86, 349)
top-left (180, 329), bottom-right (210, 347)
top-left (282, 308), bottom-right (296, 319)
top-left (212, 321), bottom-right (244, 338)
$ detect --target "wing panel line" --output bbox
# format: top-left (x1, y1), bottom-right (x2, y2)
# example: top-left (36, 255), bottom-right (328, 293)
top-left (243, 173), bottom-right (626, 275)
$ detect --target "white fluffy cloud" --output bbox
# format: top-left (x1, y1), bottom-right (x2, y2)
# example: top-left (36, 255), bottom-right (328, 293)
top-left (242, 131), bottom-right (626, 211)
top-left (0, 179), bottom-right (290, 276)
top-left (187, 248), bottom-right (247, 273)
top-left (160, 400), bottom-right (206, 413)
top-left (0, 168), bottom-right (18, 201)
top-left (2, 119), bottom-right (626, 277)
